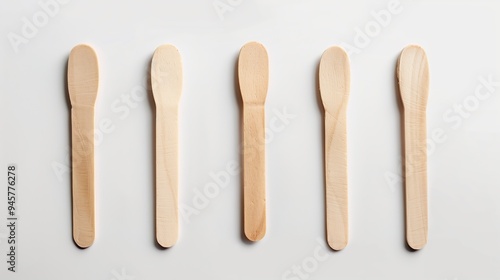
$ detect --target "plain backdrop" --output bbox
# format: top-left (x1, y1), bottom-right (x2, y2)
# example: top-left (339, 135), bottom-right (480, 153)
top-left (1, 0), bottom-right (500, 279)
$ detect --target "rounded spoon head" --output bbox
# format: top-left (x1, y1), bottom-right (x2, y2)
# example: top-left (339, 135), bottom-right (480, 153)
top-left (68, 44), bottom-right (99, 107)
top-left (319, 46), bottom-right (350, 114)
top-left (151, 44), bottom-right (183, 107)
top-left (238, 42), bottom-right (269, 105)
top-left (397, 45), bottom-right (429, 110)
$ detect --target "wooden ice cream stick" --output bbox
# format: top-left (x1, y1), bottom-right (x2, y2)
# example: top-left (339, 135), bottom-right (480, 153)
top-left (67, 44), bottom-right (99, 248)
top-left (397, 45), bottom-right (429, 250)
top-left (151, 44), bottom-right (183, 248)
top-left (238, 42), bottom-right (269, 241)
top-left (319, 46), bottom-right (350, 250)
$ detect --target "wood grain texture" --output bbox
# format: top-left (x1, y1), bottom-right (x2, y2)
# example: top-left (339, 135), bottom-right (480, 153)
top-left (319, 46), bottom-right (350, 250)
top-left (151, 44), bottom-right (183, 248)
top-left (397, 45), bottom-right (429, 250)
top-left (238, 42), bottom-right (268, 241)
top-left (67, 44), bottom-right (99, 248)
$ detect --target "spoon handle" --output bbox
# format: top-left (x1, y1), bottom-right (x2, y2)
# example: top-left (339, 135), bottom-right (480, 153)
top-left (155, 107), bottom-right (179, 248)
top-left (71, 105), bottom-right (96, 248)
top-left (404, 108), bottom-right (428, 249)
top-left (325, 108), bottom-right (348, 250)
top-left (243, 105), bottom-right (266, 241)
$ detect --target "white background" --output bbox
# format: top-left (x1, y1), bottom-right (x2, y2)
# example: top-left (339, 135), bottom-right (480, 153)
top-left (1, 0), bottom-right (500, 279)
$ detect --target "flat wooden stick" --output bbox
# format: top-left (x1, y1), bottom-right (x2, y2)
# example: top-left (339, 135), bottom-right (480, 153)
top-left (397, 45), bottom-right (429, 250)
top-left (238, 42), bottom-right (269, 242)
top-left (67, 44), bottom-right (99, 248)
top-left (151, 44), bottom-right (183, 248)
top-left (319, 46), bottom-right (350, 250)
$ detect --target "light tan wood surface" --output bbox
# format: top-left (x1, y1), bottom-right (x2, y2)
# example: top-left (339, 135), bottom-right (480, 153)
top-left (238, 42), bottom-right (269, 242)
top-left (319, 46), bottom-right (350, 250)
top-left (151, 44), bottom-right (183, 248)
top-left (67, 44), bottom-right (99, 248)
top-left (397, 45), bottom-right (429, 250)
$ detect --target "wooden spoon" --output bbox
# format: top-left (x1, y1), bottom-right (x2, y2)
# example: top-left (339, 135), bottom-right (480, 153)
top-left (319, 46), bottom-right (350, 250)
top-left (238, 42), bottom-right (269, 241)
top-left (67, 44), bottom-right (99, 248)
top-left (397, 45), bottom-right (429, 250)
top-left (151, 44), bottom-right (183, 248)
